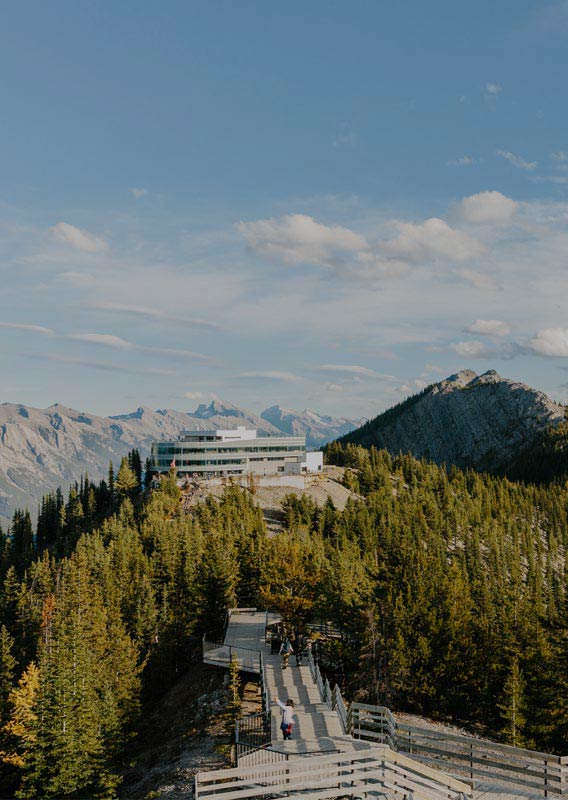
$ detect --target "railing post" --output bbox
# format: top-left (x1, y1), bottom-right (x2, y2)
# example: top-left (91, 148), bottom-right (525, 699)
top-left (544, 757), bottom-right (548, 798)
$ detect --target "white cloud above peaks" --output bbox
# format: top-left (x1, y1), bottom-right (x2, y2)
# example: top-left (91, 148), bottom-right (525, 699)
top-left (385, 217), bottom-right (486, 262)
top-left (51, 222), bottom-right (108, 252)
top-left (456, 191), bottom-right (517, 224)
top-left (236, 213), bottom-right (367, 266)
top-left (465, 319), bottom-right (511, 337)
top-left (527, 328), bottom-right (568, 357)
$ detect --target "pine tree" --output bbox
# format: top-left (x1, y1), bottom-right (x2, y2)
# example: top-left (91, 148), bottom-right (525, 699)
top-left (115, 457), bottom-right (138, 498)
top-left (498, 657), bottom-right (527, 747)
top-left (0, 661), bottom-right (39, 771)
top-left (225, 656), bottom-right (241, 737)
top-left (10, 511), bottom-right (35, 576)
top-left (0, 625), bottom-right (16, 727)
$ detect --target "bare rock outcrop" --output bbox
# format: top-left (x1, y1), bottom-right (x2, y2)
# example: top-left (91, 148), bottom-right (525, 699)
top-left (339, 370), bottom-right (566, 471)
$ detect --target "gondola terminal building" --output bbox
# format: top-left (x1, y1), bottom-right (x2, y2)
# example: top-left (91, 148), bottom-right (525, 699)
top-left (151, 426), bottom-right (323, 479)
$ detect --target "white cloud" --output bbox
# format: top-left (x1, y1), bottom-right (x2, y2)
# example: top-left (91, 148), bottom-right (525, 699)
top-left (496, 150), bottom-right (537, 171)
top-left (551, 151), bottom-right (567, 162)
top-left (238, 371), bottom-right (301, 382)
top-left (51, 222), bottom-right (108, 253)
top-left (325, 383), bottom-right (345, 393)
top-left (465, 319), bottom-right (511, 337)
top-left (129, 188), bottom-right (148, 199)
top-left (385, 218), bottom-right (486, 262)
top-left (236, 213), bottom-right (367, 267)
top-left (485, 83), bottom-right (502, 96)
top-left (0, 321), bottom-right (54, 336)
top-left (456, 191), bottom-right (517, 224)
top-left (526, 328), bottom-right (568, 357)
top-left (71, 333), bottom-right (132, 349)
top-left (451, 340), bottom-right (497, 358)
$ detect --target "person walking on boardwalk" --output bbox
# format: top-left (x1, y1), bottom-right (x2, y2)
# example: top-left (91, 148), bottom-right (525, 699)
top-left (280, 636), bottom-right (293, 669)
top-left (273, 696), bottom-right (295, 740)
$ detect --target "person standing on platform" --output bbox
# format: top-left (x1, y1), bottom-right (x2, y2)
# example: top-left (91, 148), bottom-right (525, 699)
top-left (273, 696), bottom-right (295, 740)
top-left (280, 636), bottom-right (293, 669)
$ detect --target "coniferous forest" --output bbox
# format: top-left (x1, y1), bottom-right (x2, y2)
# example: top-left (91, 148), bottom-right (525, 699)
top-left (0, 444), bottom-right (567, 796)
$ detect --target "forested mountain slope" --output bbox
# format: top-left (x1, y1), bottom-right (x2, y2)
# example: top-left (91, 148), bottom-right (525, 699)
top-left (335, 370), bottom-right (566, 474)
top-left (1, 445), bottom-right (568, 798)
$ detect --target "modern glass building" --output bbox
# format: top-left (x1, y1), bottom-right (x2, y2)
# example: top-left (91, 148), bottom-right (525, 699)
top-left (151, 426), bottom-right (323, 479)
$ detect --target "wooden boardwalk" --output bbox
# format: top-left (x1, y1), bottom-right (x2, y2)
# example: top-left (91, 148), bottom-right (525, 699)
top-left (202, 611), bottom-right (558, 799)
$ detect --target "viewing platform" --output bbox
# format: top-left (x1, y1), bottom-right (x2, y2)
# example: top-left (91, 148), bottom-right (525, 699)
top-left (197, 610), bottom-right (567, 800)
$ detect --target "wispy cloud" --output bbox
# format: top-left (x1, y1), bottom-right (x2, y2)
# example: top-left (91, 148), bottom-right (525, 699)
top-left (551, 151), bottom-right (567, 162)
top-left (496, 149), bottom-right (537, 170)
top-left (0, 322), bottom-right (213, 363)
top-left (129, 188), bottom-right (148, 199)
top-left (51, 222), bottom-right (108, 252)
top-left (446, 155), bottom-right (479, 166)
top-left (459, 269), bottom-right (501, 291)
top-left (0, 321), bottom-right (54, 336)
top-left (84, 302), bottom-right (225, 331)
top-left (237, 370), bottom-right (301, 382)
top-left (316, 364), bottom-right (380, 378)
top-left (23, 352), bottom-right (177, 377)
top-left (70, 332), bottom-right (212, 362)
top-left (56, 271), bottom-right (96, 288)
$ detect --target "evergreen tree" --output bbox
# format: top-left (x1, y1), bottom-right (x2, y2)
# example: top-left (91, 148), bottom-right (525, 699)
top-left (10, 511), bottom-right (35, 576)
top-left (498, 656), bottom-right (528, 747)
top-left (115, 457), bottom-right (138, 499)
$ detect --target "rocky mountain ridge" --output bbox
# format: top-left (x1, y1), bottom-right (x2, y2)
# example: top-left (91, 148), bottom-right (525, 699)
top-left (261, 405), bottom-right (363, 446)
top-left (0, 399), bottom-right (358, 524)
top-left (338, 369), bottom-right (566, 472)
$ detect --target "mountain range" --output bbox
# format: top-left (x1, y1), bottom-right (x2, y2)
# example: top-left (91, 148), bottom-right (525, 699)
top-left (0, 399), bottom-right (361, 524)
top-left (337, 369), bottom-right (566, 473)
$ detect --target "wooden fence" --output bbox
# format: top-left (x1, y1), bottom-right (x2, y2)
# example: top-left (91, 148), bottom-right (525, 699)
top-left (195, 745), bottom-right (472, 800)
top-left (347, 702), bottom-right (568, 797)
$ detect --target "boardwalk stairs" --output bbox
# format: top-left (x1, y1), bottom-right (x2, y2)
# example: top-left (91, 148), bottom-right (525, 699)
top-left (198, 610), bottom-right (568, 800)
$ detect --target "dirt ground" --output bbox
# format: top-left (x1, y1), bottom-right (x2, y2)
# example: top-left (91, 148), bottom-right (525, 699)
top-left (182, 467), bottom-right (359, 534)
top-left (120, 664), bottom-right (232, 800)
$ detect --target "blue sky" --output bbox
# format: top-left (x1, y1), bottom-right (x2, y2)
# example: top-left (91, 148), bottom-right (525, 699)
top-left (2, 1), bottom-right (568, 418)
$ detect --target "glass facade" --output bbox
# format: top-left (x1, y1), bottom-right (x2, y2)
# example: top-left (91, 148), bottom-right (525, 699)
top-left (151, 433), bottom-right (308, 477)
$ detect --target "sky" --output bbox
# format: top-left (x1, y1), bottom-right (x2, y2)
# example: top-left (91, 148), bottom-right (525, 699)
top-left (2, 0), bottom-right (568, 419)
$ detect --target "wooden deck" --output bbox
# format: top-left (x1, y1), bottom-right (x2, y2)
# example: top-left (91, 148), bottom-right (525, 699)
top-left (200, 611), bottom-right (563, 800)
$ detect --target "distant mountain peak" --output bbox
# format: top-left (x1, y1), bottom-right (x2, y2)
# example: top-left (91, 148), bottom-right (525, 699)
top-left (193, 399), bottom-right (243, 419)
